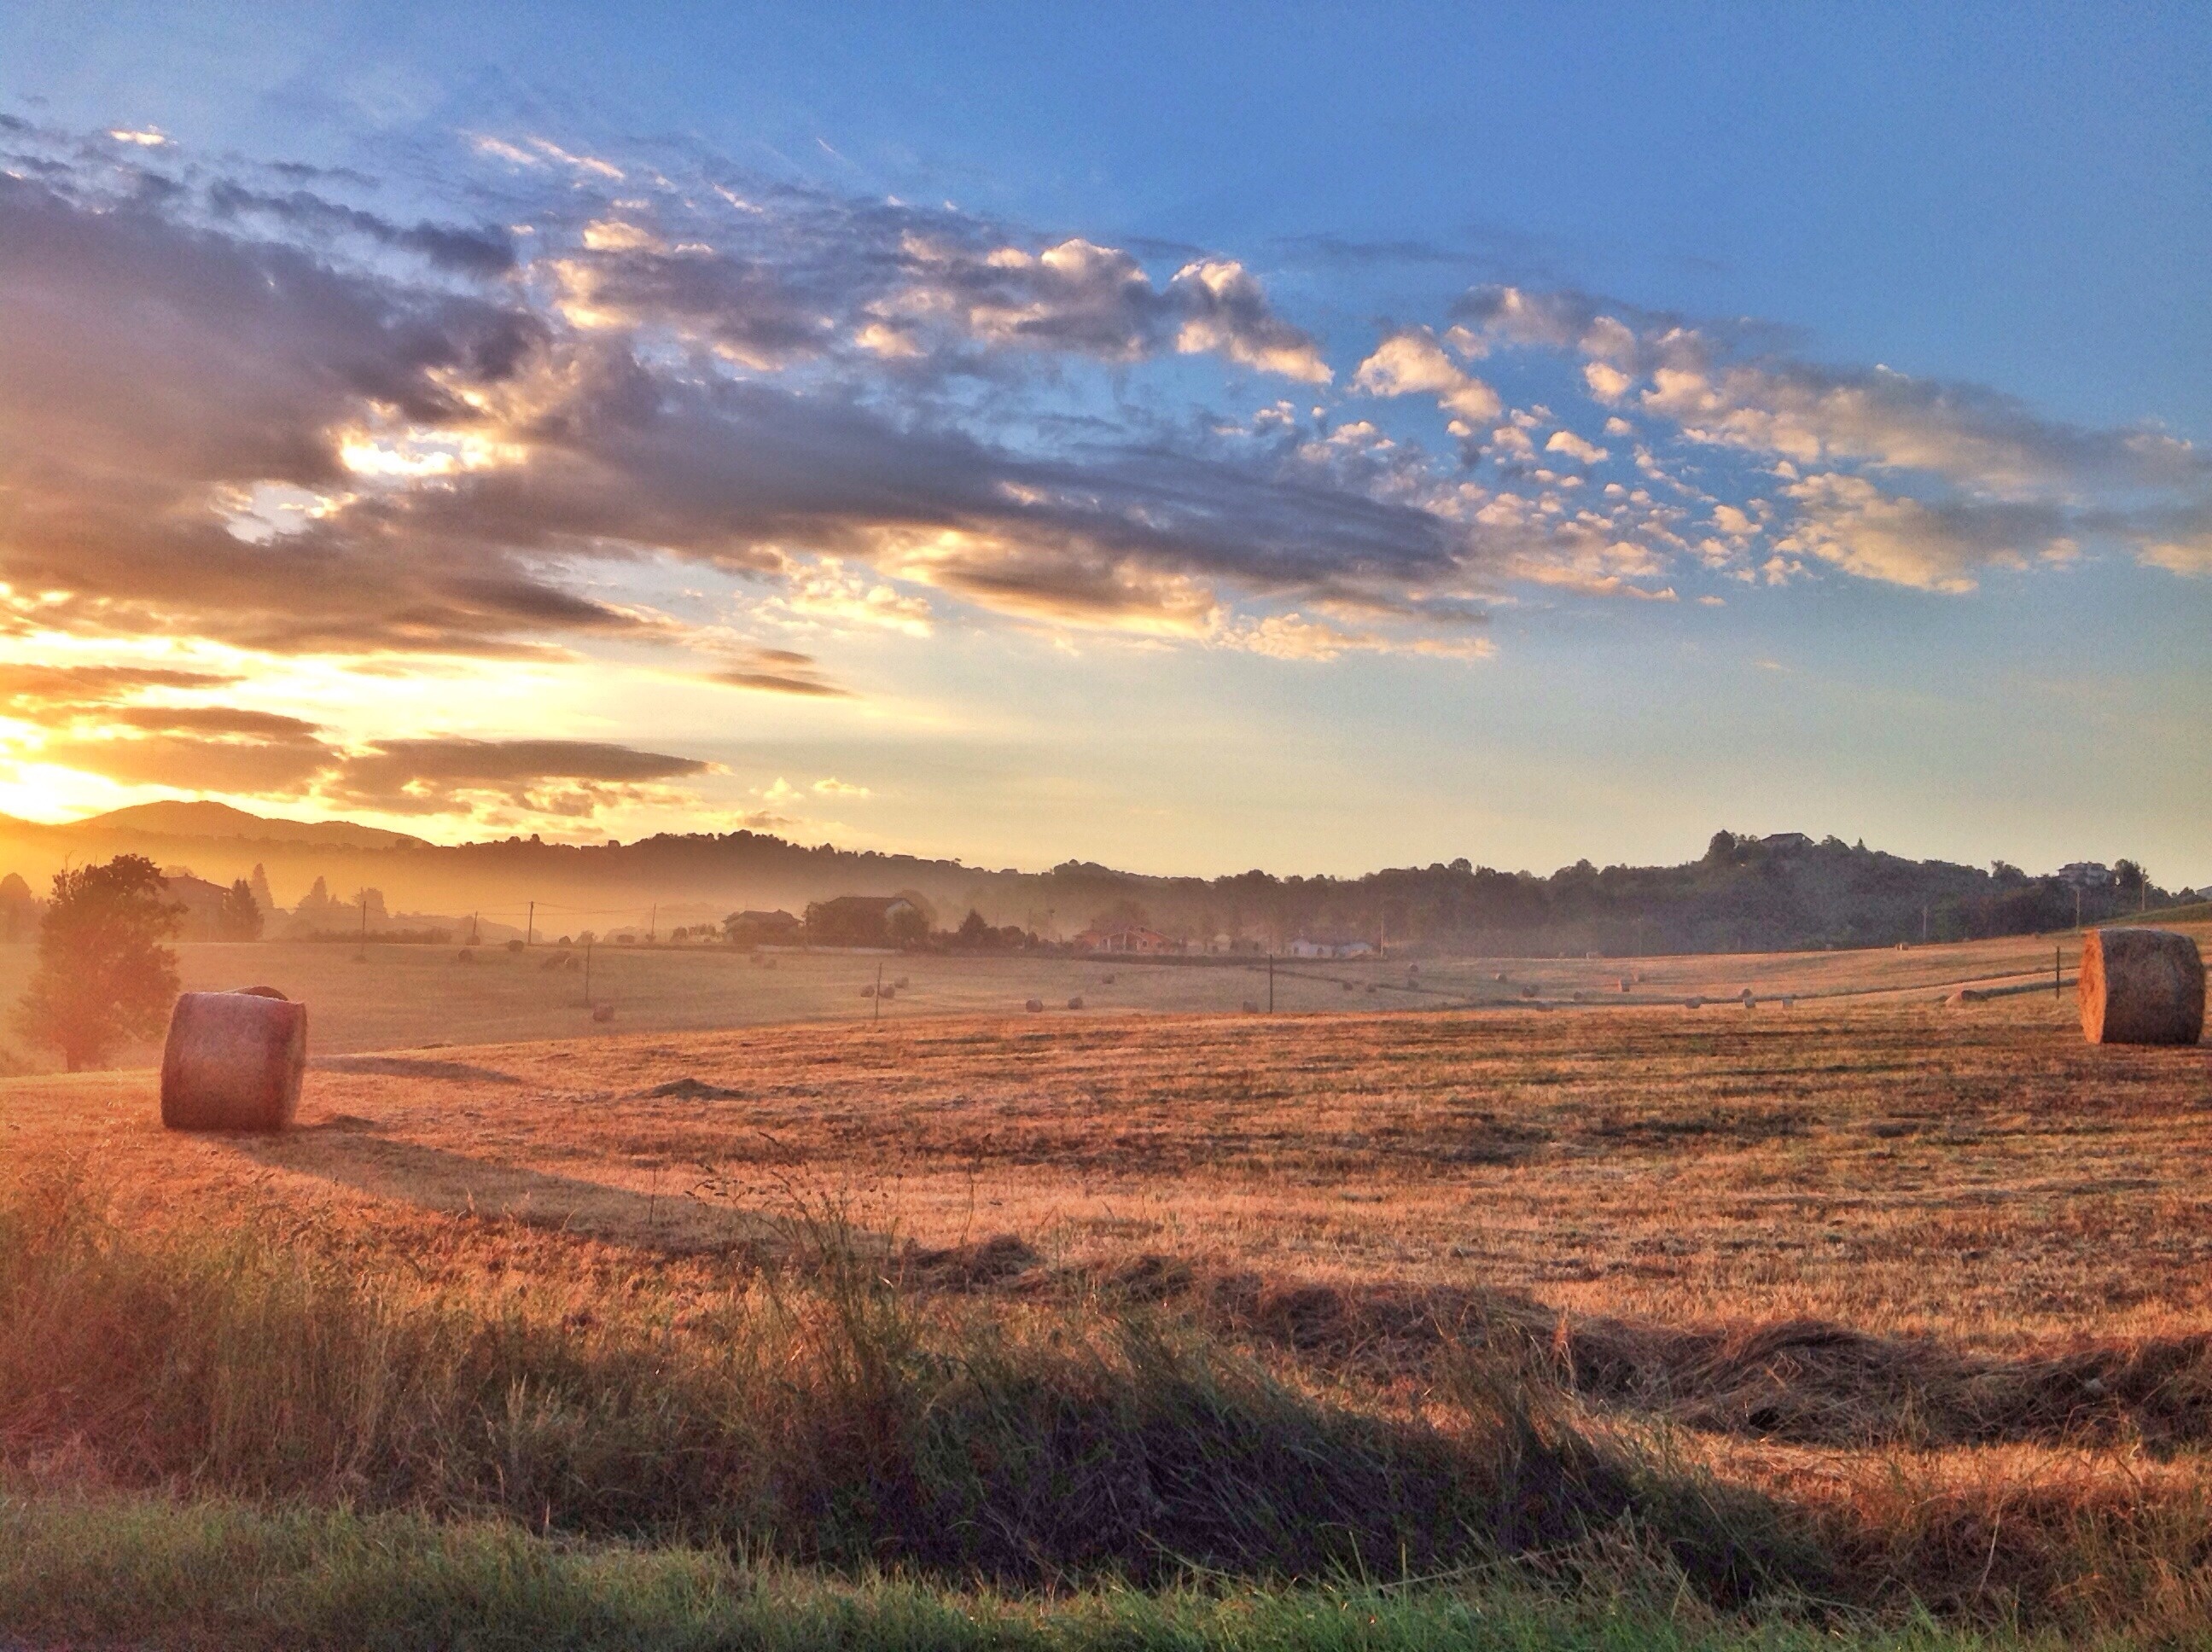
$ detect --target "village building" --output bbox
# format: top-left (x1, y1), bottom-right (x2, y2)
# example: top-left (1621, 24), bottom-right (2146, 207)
top-left (1073, 922), bottom-right (1183, 955)
top-left (805, 894), bottom-right (924, 945)
top-left (722, 908), bottom-right (801, 944)
top-left (1287, 936), bottom-right (1378, 959)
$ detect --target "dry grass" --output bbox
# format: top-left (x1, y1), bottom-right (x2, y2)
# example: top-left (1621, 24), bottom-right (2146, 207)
top-left (2, 945), bottom-right (2209, 1637)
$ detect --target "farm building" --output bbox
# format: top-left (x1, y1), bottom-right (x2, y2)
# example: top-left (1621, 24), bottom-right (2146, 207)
top-left (1288, 936), bottom-right (1378, 959)
top-left (805, 894), bottom-right (927, 945)
top-left (722, 908), bottom-right (800, 944)
top-left (1074, 923), bottom-right (1184, 955)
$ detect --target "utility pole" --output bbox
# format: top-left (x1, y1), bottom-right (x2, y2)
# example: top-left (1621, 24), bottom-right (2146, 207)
top-left (2074, 886), bottom-right (2083, 932)
top-left (873, 960), bottom-right (882, 1023)
top-left (1267, 952), bottom-right (1275, 1015)
top-left (2054, 945), bottom-right (2061, 998)
top-left (649, 902), bottom-right (656, 944)
top-left (583, 939), bottom-right (592, 1007)
top-left (527, 900), bottom-right (535, 947)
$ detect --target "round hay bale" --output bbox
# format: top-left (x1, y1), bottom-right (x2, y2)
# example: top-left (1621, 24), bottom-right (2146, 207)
top-left (1685, 997), bottom-right (1704, 1009)
top-left (592, 1003), bottom-right (616, 1023)
top-left (1066, 994), bottom-right (1084, 1009)
top-left (2081, 928), bottom-right (2204, 1045)
top-left (160, 990), bottom-right (306, 1132)
top-left (1024, 998), bottom-right (1045, 1013)
top-left (1740, 988), bottom-right (1756, 1008)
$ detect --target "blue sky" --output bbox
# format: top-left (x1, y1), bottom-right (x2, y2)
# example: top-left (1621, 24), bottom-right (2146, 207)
top-left (0, 3), bottom-right (2205, 881)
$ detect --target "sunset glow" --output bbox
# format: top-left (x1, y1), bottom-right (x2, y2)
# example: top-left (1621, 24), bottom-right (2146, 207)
top-left (0, 6), bottom-right (2203, 880)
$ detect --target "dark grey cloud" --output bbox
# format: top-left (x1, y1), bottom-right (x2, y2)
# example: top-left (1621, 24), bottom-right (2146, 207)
top-left (206, 181), bottom-right (516, 276)
top-left (0, 142), bottom-right (1447, 654)
top-left (705, 647), bottom-right (849, 697)
top-left (328, 737), bottom-right (713, 816)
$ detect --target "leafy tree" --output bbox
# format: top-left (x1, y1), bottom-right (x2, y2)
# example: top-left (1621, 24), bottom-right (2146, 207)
top-left (957, 908), bottom-right (992, 946)
top-left (14, 856), bottom-right (181, 1071)
top-left (217, 878), bottom-right (265, 940)
top-left (888, 903), bottom-right (931, 945)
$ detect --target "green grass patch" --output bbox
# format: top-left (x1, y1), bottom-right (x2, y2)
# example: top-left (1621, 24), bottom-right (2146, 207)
top-left (0, 1492), bottom-right (2039, 1652)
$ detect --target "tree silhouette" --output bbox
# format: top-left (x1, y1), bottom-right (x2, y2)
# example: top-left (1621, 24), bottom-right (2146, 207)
top-left (14, 855), bottom-right (182, 1071)
top-left (218, 878), bottom-right (265, 940)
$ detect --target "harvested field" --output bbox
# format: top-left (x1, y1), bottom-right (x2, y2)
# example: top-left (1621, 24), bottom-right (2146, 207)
top-left (3, 956), bottom-right (2210, 1637)
top-left (0, 918), bottom-right (2174, 1062)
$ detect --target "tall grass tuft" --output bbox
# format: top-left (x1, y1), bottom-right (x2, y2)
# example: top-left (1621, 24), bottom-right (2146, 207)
top-left (0, 1166), bottom-right (1806, 1600)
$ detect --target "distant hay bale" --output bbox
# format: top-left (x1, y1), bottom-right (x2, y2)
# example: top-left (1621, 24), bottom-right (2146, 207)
top-left (1685, 997), bottom-right (1704, 1009)
top-left (1948, 987), bottom-right (1988, 1007)
top-left (1024, 998), bottom-right (1045, 1013)
top-left (160, 990), bottom-right (306, 1133)
top-left (2080, 928), bottom-right (2205, 1045)
top-left (1740, 989), bottom-right (1757, 1008)
top-left (592, 1003), bottom-right (616, 1022)
top-left (457, 948), bottom-right (474, 963)
top-left (1241, 999), bottom-right (1259, 1014)
top-left (859, 985), bottom-right (876, 998)
top-left (1102, 973), bottom-right (1116, 985)
top-left (1067, 995), bottom-right (1084, 1009)
top-left (1619, 977), bottom-right (1632, 992)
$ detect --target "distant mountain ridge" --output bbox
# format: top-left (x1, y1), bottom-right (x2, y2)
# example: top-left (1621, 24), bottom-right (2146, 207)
top-left (50, 800), bottom-right (428, 852)
top-left (0, 807), bottom-right (2179, 957)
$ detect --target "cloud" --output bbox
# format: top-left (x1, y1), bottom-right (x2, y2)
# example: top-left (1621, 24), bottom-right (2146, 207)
top-left (6, 113), bottom-right (2203, 718)
top-left (704, 646), bottom-right (850, 696)
top-left (883, 236), bottom-right (1329, 379)
top-left (0, 663), bottom-right (242, 716)
top-left (1167, 259), bottom-right (1332, 382)
top-left (38, 702), bottom-right (334, 794)
top-left (1544, 429), bottom-right (1609, 466)
top-left (1218, 611), bottom-right (1493, 661)
top-left (1771, 473), bottom-right (2076, 593)
top-left (325, 737), bottom-right (712, 817)
top-left (0, 141), bottom-right (1451, 660)
top-left (1352, 329), bottom-right (1500, 425)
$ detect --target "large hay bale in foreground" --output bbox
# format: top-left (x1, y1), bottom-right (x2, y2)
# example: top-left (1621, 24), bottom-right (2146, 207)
top-left (160, 990), bottom-right (306, 1131)
top-left (2080, 928), bottom-right (2204, 1045)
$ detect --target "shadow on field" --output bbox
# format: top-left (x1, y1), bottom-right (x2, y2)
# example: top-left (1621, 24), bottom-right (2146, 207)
top-left (224, 1130), bottom-right (798, 1255)
top-left (310, 1055), bottom-right (526, 1085)
top-left (1058, 1259), bottom-right (2212, 1455)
